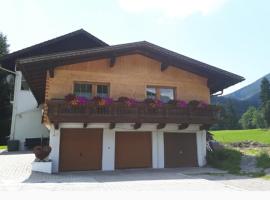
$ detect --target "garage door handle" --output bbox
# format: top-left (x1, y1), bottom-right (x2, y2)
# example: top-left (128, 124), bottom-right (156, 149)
top-left (179, 150), bottom-right (183, 155)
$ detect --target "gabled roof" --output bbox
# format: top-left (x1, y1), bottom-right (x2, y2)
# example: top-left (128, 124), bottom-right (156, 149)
top-left (18, 41), bottom-right (244, 104)
top-left (0, 29), bottom-right (108, 71)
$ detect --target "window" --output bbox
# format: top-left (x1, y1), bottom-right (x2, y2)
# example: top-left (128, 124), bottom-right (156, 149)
top-left (74, 83), bottom-right (92, 98)
top-left (160, 88), bottom-right (174, 103)
top-left (73, 82), bottom-right (109, 98)
top-left (146, 87), bottom-right (157, 100)
top-left (21, 76), bottom-right (30, 90)
top-left (146, 86), bottom-right (175, 103)
top-left (97, 85), bottom-right (109, 98)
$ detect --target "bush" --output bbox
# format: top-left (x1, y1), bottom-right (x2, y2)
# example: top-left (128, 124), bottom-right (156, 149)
top-left (257, 152), bottom-right (270, 169)
top-left (207, 148), bottom-right (242, 174)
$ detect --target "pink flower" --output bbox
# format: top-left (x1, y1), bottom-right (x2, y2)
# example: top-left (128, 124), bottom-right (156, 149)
top-left (177, 100), bottom-right (188, 108)
top-left (76, 96), bottom-right (88, 105)
top-left (104, 97), bottom-right (113, 106)
top-left (126, 98), bottom-right (137, 107)
top-left (198, 101), bottom-right (209, 108)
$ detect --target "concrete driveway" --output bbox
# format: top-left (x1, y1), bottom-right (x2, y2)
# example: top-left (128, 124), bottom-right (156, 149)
top-left (1, 151), bottom-right (270, 191)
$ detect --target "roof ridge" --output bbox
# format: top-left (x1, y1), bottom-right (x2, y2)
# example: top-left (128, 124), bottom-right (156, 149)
top-left (0, 29), bottom-right (108, 61)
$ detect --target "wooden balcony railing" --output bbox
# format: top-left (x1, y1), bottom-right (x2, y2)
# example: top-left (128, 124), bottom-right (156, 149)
top-left (46, 99), bottom-right (220, 126)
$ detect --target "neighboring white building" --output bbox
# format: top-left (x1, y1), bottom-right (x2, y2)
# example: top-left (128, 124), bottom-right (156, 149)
top-left (10, 71), bottom-right (49, 150)
top-left (0, 29), bottom-right (108, 150)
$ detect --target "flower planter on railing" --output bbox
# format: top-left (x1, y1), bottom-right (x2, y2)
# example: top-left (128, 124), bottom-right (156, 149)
top-left (47, 96), bottom-right (221, 125)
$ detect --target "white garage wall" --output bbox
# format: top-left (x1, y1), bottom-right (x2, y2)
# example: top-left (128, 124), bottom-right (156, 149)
top-left (49, 123), bottom-right (205, 173)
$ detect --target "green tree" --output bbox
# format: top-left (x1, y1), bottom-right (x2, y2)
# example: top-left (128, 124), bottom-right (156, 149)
top-left (262, 100), bottom-right (270, 128)
top-left (239, 107), bottom-right (257, 129)
top-left (260, 78), bottom-right (270, 128)
top-left (253, 109), bottom-right (267, 128)
top-left (0, 32), bottom-right (11, 145)
top-left (260, 78), bottom-right (270, 106)
top-left (223, 100), bottom-right (241, 130)
top-left (0, 32), bottom-right (9, 57)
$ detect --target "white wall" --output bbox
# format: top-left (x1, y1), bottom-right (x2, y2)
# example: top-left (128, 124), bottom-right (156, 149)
top-left (102, 129), bottom-right (115, 171)
top-left (49, 126), bottom-right (60, 173)
top-left (16, 90), bottom-right (37, 113)
top-left (49, 123), bottom-right (205, 173)
top-left (10, 71), bottom-right (47, 149)
top-left (14, 108), bottom-right (49, 150)
top-left (196, 130), bottom-right (207, 167)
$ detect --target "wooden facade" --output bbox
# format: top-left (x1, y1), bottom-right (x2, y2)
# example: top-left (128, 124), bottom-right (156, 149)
top-left (46, 54), bottom-right (210, 102)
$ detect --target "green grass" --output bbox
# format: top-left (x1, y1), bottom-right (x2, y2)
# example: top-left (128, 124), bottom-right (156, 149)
top-left (0, 145), bottom-right (7, 150)
top-left (211, 129), bottom-right (270, 144)
top-left (207, 148), bottom-right (242, 174)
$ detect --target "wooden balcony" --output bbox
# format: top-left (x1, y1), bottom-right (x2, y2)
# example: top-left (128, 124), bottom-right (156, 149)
top-left (47, 99), bottom-right (220, 128)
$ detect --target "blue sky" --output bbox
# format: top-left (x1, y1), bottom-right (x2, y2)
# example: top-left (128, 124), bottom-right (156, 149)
top-left (0, 0), bottom-right (269, 94)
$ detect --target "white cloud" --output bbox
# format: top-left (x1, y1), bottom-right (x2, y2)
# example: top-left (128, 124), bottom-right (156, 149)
top-left (117, 0), bottom-right (227, 19)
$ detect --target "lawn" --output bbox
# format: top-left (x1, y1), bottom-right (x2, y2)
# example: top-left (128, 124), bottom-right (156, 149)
top-left (211, 129), bottom-right (270, 145)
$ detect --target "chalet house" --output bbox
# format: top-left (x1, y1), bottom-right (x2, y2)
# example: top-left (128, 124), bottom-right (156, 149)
top-left (0, 29), bottom-right (244, 173)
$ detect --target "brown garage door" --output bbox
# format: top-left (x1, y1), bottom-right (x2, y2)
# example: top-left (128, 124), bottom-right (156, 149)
top-left (115, 132), bottom-right (152, 169)
top-left (59, 128), bottom-right (103, 171)
top-left (164, 132), bottom-right (197, 168)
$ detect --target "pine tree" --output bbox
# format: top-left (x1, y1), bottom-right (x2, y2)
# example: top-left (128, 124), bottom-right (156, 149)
top-left (0, 32), bottom-right (11, 145)
top-left (260, 78), bottom-right (270, 106)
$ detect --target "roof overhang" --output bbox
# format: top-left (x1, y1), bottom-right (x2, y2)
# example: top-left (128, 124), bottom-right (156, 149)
top-left (17, 41), bottom-right (245, 104)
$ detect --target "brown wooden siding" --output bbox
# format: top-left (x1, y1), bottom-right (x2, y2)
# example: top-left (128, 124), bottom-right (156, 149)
top-left (46, 54), bottom-right (210, 102)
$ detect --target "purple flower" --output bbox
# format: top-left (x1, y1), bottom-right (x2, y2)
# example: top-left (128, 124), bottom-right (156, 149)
top-left (198, 101), bottom-right (209, 108)
top-left (76, 96), bottom-right (89, 105)
top-left (126, 98), bottom-right (137, 107)
top-left (104, 97), bottom-right (113, 106)
top-left (154, 99), bottom-right (164, 108)
top-left (177, 100), bottom-right (188, 108)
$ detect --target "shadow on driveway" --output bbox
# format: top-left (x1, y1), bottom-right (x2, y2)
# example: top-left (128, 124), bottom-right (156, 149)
top-left (23, 167), bottom-right (252, 184)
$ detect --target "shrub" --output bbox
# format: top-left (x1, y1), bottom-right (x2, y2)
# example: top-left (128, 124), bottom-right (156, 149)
top-left (207, 148), bottom-right (242, 174)
top-left (257, 152), bottom-right (270, 169)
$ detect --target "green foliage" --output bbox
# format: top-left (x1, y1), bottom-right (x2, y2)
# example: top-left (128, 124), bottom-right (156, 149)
top-left (260, 78), bottom-right (270, 128)
top-left (212, 100), bottom-right (241, 130)
top-left (207, 148), bottom-right (241, 174)
top-left (256, 152), bottom-right (270, 169)
top-left (239, 107), bottom-right (257, 129)
top-left (260, 78), bottom-right (270, 106)
top-left (0, 32), bottom-right (9, 56)
top-left (0, 32), bottom-right (11, 145)
top-left (262, 100), bottom-right (270, 128)
top-left (211, 129), bottom-right (270, 144)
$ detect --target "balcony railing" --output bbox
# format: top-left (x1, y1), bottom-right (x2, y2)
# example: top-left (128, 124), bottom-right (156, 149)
top-left (46, 99), bottom-right (220, 125)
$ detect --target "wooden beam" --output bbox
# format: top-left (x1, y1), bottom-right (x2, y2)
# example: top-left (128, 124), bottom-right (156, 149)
top-left (48, 68), bottom-right (54, 78)
top-left (109, 56), bottom-right (116, 67)
top-left (157, 123), bottom-right (166, 129)
top-left (161, 62), bottom-right (168, 71)
top-left (178, 123), bottom-right (189, 130)
top-left (133, 123), bottom-right (141, 130)
top-left (83, 122), bottom-right (88, 128)
top-left (200, 124), bottom-right (211, 130)
top-left (109, 122), bottom-right (116, 129)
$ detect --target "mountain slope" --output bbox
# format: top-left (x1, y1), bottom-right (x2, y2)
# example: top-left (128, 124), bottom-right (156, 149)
top-left (225, 73), bottom-right (270, 101)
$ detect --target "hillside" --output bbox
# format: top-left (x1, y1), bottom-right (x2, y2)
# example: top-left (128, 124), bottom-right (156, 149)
top-left (225, 73), bottom-right (270, 101)
top-left (212, 73), bottom-right (270, 116)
